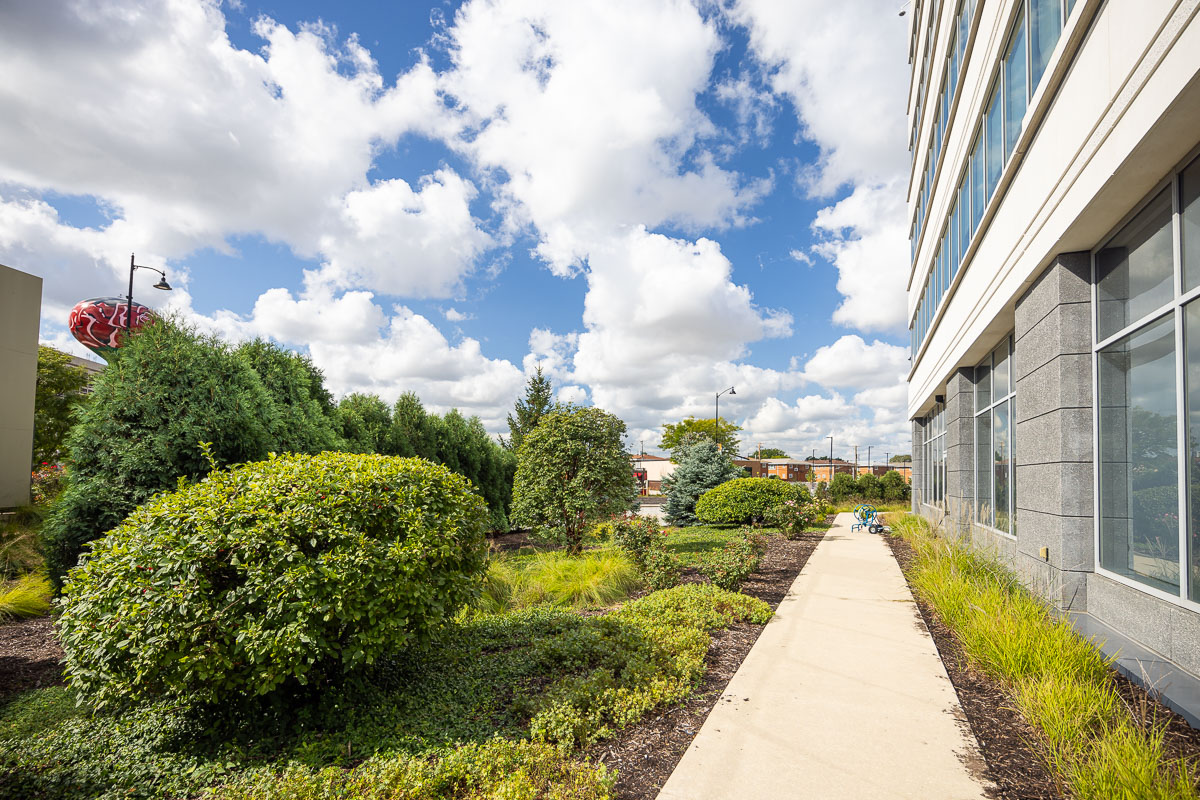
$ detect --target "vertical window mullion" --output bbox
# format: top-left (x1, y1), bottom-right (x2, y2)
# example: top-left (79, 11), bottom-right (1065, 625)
top-left (1174, 172), bottom-right (1189, 601)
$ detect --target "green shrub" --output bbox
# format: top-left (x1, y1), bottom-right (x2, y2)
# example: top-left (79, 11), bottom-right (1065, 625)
top-left (234, 339), bottom-right (346, 456)
top-left (662, 439), bottom-right (741, 526)
top-left (642, 545), bottom-right (683, 591)
top-left (2, 585), bottom-right (770, 799)
top-left (856, 472), bottom-right (881, 501)
top-left (41, 320), bottom-right (280, 589)
top-left (697, 529), bottom-right (762, 591)
top-left (476, 551), bottom-right (641, 613)
top-left (0, 572), bottom-right (51, 619)
top-left (880, 469), bottom-right (910, 502)
top-left (609, 515), bottom-right (662, 570)
top-left (694, 478), bottom-right (808, 525)
top-left (607, 516), bottom-right (681, 591)
top-left (827, 473), bottom-right (857, 502)
top-left (56, 452), bottom-right (489, 709)
top-left (209, 739), bottom-right (615, 800)
top-left (764, 499), bottom-right (822, 539)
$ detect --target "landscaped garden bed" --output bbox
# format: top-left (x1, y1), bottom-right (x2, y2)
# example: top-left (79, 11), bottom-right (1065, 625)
top-left (0, 507), bottom-right (825, 799)
top-left (886, 514), bottom-right (1200, 800)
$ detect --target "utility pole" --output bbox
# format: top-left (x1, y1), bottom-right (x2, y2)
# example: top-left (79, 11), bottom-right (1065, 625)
top-left (867, 445), bottom-right (873, 474)
top-left (827, 435), bottom-right (834, 484)
top-left (854, 444), bottom-right (858, 477)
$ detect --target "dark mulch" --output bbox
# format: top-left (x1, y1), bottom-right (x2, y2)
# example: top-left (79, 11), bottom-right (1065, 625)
top-left (886, 533), bottom-right (1200, 799)
top-left (587, 530), bottom-right (825, 800)
top-left (0, 616), bottom-right (64, 697)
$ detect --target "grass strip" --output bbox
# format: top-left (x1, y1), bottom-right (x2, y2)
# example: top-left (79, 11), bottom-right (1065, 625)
top-left (891, 513), bottom-right (1198, 799)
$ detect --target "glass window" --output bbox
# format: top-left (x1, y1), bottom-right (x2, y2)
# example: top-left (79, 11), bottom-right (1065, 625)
top-left (1010, 396), bottom-right (1018, 536)
top-left (1098, 315), bottom-right (1180, 593)
top-left (1003, 10), bottom-right (1027, 159)
top-left (985, 82), bottom-right (1003, 195)
top-left (975, 409), bottom-right (992, 526)
top-left (958, 179), bottom-right (970, 266)
top-left (994, 400), bottom-right (1011, 531)
top-left (1096, 189), bottom-right (1174, 340)
top-left (948, 33), bottom-right (958, 91)
top-left (1182, 156), bottom-right (1200, 291)
top-left (1185, 300), bottom-right (1200, 601)
top-left (992, 339), bottom-right (1011, 402)
top-left (971, 135), bottom-right (985, 231)
top-left (976, 354), bottom-right (991, 411)
top-left (957, 2), bottom-right (970, 65)
top-left (1030, 0), bottom-right (1062, 88)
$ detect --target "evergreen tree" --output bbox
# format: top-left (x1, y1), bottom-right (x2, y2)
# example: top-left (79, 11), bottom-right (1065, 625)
top-left (32, 346), bottom-right (91, 467)
top-left (662, 438), bottom-right (740, 526)
top-left (336, 393), bottom-right (392, 454)
top-left (504, 365), bottom-right (553, 451)
top-left (235, 339), bottom-right (345, 454)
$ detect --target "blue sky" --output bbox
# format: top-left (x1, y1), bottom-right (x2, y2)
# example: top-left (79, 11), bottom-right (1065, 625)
top-left (0, 0), bottom-right (913, 460)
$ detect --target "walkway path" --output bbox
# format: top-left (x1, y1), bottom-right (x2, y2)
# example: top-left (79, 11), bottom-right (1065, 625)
top-left (657, 512), bottom-right (991, 800)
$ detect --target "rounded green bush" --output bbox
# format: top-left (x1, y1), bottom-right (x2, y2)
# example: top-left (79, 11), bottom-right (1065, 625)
top-left (694, 478), bottom-right (809, 525)
top-left (56, 452), bottom-right (489, 709)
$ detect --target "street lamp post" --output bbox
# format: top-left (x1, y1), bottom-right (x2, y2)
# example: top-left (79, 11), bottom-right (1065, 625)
top-left (126, 253), bottom-right (172, 333)
top-left (827, 435), bottom-right (834, 485)
top-left (715, 386), bottom-right (735, 451)
top-left (867, 445), bottom-right (873, 473)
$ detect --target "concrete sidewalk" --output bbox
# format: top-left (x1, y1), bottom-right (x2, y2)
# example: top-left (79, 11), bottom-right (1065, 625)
top-left (657, 513), bottom-right (990, 800)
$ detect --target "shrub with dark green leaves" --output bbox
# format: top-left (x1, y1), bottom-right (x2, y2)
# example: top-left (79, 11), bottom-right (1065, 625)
top-left (828, 472), bottom-right (857, 503)
top-left (56, 452), bottom-right (489, 709)
top-left (697, 530), bottom-right (761, 592)
top-left (694, 478), bottom-right (809, 526)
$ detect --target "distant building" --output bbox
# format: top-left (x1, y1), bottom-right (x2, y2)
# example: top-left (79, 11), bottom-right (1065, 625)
top-left (631, 453), bottom-right (673, 495)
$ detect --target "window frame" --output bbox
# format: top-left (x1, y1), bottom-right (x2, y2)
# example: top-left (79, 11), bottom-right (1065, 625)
top-left (1091, 145), bottom-right (1200, 609)
top-left (975, 336), bottom-right (1017, 537)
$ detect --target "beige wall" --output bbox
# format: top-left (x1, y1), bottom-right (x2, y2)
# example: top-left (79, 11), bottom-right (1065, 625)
top-left (0, 264), bottom-right (41, 508)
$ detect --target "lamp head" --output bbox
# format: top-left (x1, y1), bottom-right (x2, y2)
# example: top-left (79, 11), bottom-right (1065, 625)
top-left (729, 387), bottom-right (736, 395)
top-left (153, 276), bottom-right (172, 291)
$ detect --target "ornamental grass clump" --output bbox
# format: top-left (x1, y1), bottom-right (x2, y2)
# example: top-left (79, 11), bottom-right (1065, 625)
top-left (55, 451), bottom-right (489, 710)
top-left (477, 551), bottom-right (641, 613)
top-left (893, 513), bottom-right (1199, 799)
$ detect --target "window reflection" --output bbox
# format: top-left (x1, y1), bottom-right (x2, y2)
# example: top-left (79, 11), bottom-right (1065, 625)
top-left (1099, 315), bottom-right (1180, 593)
top-left (1096, 189), bottom-right (1174, 340)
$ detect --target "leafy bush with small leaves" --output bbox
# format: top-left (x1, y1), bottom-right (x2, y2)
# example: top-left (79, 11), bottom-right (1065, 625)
top-left (209, 738), bottom-right (616, 800)
top-left (642, 545), bottom-right (683, 591)
top-left (764, 499), bottom-right (822, 539)
top-left (607, 516), bottom-right (681, 591)
top-left (827, 473), bottom-right (857, 502)
top-left (1, 585), bottom-right (770, 799)
top-left (694, 478), bottom-right (809, 526)
top-left (880, 469), bottom-right (911, 502)
top-left (511, 405), bottom-right (636, 553)
top-left (55, 451), bottom-right (489, 710)
top-left (697, 529), bottom-right (761, 591)
top-left (609, 515), bottom-right (661, 571)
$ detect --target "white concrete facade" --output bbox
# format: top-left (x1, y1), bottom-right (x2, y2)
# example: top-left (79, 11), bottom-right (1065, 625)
top-left (909, 0), bottom-right (1200, 414)
top-left (0, 264), bottom-right (42, 508)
